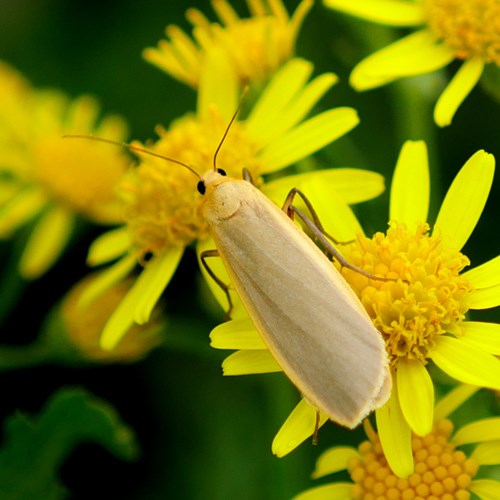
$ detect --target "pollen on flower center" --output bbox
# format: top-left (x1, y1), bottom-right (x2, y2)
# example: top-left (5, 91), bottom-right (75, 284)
top-left (348, 420), bottom-right (479, 497)
top-left (339, 222), bottom-right (472, 367)
top-left (423, 0), bottom-right (500, 65)
top-left (120, 111), bottom-right (263, 262)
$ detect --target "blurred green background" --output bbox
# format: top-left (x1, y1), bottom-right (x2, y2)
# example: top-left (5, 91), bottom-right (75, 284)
top-left (0, 0), bottom-right (498, 498)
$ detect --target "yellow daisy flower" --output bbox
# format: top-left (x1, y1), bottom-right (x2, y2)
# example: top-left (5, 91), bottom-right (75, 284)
top-left (295, 385), bottom-right (500, 500)
top-left (87, 56), bottom-right (384, 351)
top-left (323, 0), bottom-right (500, 126)
top-left (143, 0), bottom-right (313, 88)
top-left (210, 140), bottom-right (500, 477)
top-left (58, 272), bottom-right (165, 364)
top-left (0, 62), bottom-right (130, 279)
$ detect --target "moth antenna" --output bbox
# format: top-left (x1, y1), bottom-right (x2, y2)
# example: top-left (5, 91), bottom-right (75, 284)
top-left (62, 134), bottom-right (201, 180)
top-left (212, 86), bottom-right (249, 172)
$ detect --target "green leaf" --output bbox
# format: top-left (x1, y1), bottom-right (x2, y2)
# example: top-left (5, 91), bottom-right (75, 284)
top-left (0, 387), bottom-right (139, 500)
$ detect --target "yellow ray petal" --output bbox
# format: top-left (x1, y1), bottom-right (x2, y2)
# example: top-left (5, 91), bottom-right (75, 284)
top-left (259, 107), bottom-right (359, 172)
top-left (210, 318), bottom-right (266, 349)
top-left (469, 479), bottom-right (500, 500)
top-left (471, 441), bottom-right (500, 466)
top-left (19, 205), bottom-right (74, 279)
top-left (272, 398), bottom-right (329, 457)
top-left (222, 350), bottom-right (282, 375)
top-left (294, 483), bottom-right (353, 500)
top-left (397, 359), bottom-right (434, 436)
top-left (431, 336), bottom-right (500, 389)
top-left (311, 446), bottom-right (359, 478)
top-left (100, 248), bottom-right (182, 350)
top-left (323, 0), bottom-right (425, 26)
top-left (453, 418), bottom-right (500, 445)
top-left (197, 46), bottom-right (238, 121)
top-left (246, 59), bottom-right (314, 143)
top-left (196, 238), bottom-right (246, 319)
top-left (389, 140), bottom-right (429, 228)
top-left (350, 30), bottom-right (455, 91)
top-left (461, 322), bottom-right (500, 355)
top-left (87, 227), bottom-right (130, 266)
top-left (434, 58), bottom-right (484, 127)
top-left (248, 72), bottom-right (338, 147)
top-left (433, 384), bottom-right (479, 422)
top-left (376, 377), bottom-right (414, 478)
top-left (134, 246), bottom-right (184, 324)
top-left (467, 283), bottom-right (500, 310)
top-left (462, 254), bottom-right (500, 288)
top-left (263, 168), bottom-right (385, 206)
top-left (0, 188), bottom-right (47, 238)
top-left (78, 254), bottom-right (137, 309)
top-left (433, 150), bottom-right (495, 252)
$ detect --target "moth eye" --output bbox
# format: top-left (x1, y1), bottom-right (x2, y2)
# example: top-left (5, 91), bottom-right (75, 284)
top-left (217, 168), bottom-right (227, 176)
top-left (197, 180), bottom-right (206, 195)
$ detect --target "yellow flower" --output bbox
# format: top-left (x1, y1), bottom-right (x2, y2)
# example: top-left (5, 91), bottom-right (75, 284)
top-left (323, 0), bottom-right (500, 126)
top-left (143, 0), bottom-right (313, 88)
top-left (210, 141), bottom-right (500, 477)
top-left (0, 62), bottom-right (130, 279)
top-left (295, 385), bottom-right (500, 500)
top-left (58, 272), bottom-right (164, 364)
top-left (86, 56), bottom-right (384, 351)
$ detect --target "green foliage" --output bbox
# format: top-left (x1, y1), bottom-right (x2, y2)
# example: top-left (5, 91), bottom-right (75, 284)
top-left (0, 387), bottom-right (138, 500)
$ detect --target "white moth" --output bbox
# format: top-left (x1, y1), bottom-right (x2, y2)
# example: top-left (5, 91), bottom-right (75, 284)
top-left (199, 168), bottom-right (390, 428)
top-left (66, 119), bottom-right (391, 428)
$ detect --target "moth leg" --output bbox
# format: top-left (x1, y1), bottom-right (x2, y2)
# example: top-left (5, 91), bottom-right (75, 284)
top-left (286, 197), bottom-right (394, 281)
top-left (242, 167), bottom-right (254, 184)
top-left (282, 187), bottom-right (349, 245)
top-left (312, 410), bottom-right (321, 446)
top-left (200, 249), bottom-right (234, 319)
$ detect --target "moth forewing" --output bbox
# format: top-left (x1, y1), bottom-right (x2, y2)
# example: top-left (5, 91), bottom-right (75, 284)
top-left (202, 175), bottom-right (390, 428)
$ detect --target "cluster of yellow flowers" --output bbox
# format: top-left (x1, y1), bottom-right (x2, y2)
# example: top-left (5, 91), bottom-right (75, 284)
top-left (0, 0), bottom-right (499, 498)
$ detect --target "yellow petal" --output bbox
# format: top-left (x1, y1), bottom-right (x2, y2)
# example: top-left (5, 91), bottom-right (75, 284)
top-left (100, 248), bottom-right (182, 350)
top-left (311, 446), bottom-right (359, 478)
top-left (222, 350), bottom-right (282, 375)
top-left (248, 72), bottom-right (338, 147)
top-left (294, 483), bottom-right (353, 500)
top-left (471, 441), bottom-right (500, 466)
top-left (263, 168), bottom-right (385, 205)
top-left (272, 399), bottom-right (329, 457)
top-left (197, 46), bottom-right (238, 121)
top-left (431, 336), bottom-right (500, 390)
top-left (19, 205), bottom-right (74, 279)
top-left (78, 254), bottom-right (137, 309)
top-left (323, 0), bottom-right (425, 26)
top-left (467, 283), bottom-right (500, 310)
top-left (196, 238), bottom-right (247, 320)
top-left (433, 150), bottom-right (495, 252)
top-left (453, 418), bottom-right (500, 445)
top-left (134, 246), bottom-right (184, 324)
top-left (469, 479), bottom-right (500, 500)
top-left (462, 254), bottom-right (500, 288)
top-left (389, 140), bottom-right (429, 228)
top-left (350, 30), bottom-right (454, 91)
top-left (376, 377), bottom-right (414, 478)
top-left (434, 58), bottom-right (484, 127)
top-left (0, 188), bottom-right (47, 238)
top-left (259, 107), bottom-right (359, 172)
top-left (433, 384), bottom-right (479, 422)
top-left (397, 359), bottom-right (434, 436)
top-left (87, 227), bottom-right (130, 266)
top-left (461, 322), bottom-right (500, 355)
top-left (246, 58), bottom-right (313, 142)
top-left (210, 318), bottom-right (266, 349)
